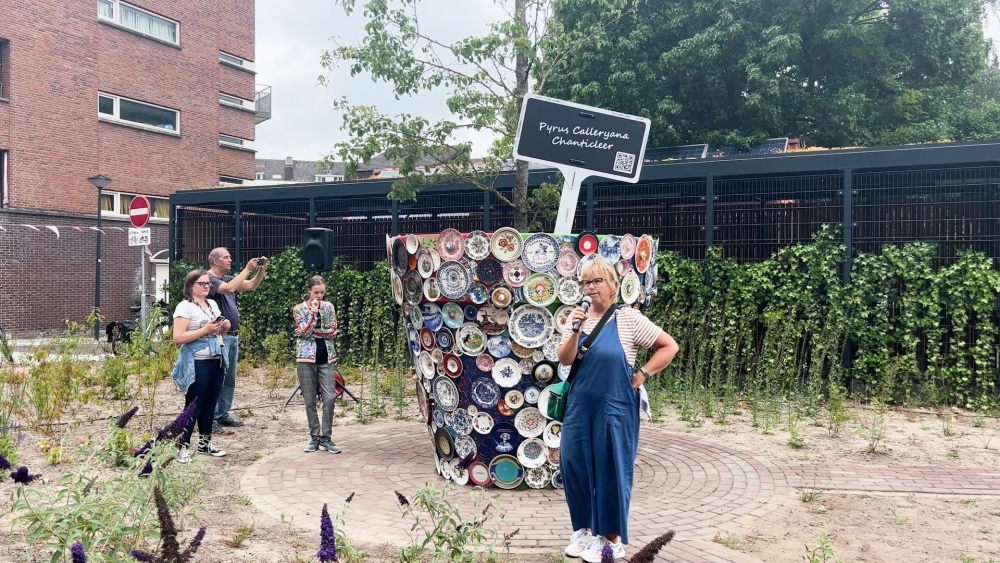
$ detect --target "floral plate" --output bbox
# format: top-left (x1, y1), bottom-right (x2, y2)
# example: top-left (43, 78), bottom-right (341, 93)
top-left (476, 354), bottom-right (494, 372)
top-left (469, 283), bottom-right (489, 305)
top-left (553, 304), bottom-right (575, 333)
top-left (490, 227), bottom-right (523, 261)
top-left (555, 249), bottom-right (580, 277)
top-left (524, 272), bottom-right (558, 307)
top-left (473, 411), bottom-right (495, 434)
top-left (635, 235), bottom-right (653, 274)
top-left (521, 233), bottom-right (559, 273)
top-left (443, 353), bottom-right (463, 378)
top-left (558, 276), bottom-right (583, 305)
top-left (517, 438), bottom-right (549, 469)
top-left (465, 230), bottom-right (491, 260)
top-left (491, 358), bottom-right (521, 388)
top-left (450, 408), bottom-right (474, 436)
top-left (454, 434), bottom-right (477, 459)
top-left (502, 259), bottom-right (530, 287)
top-left (525, 465), bottom-right (550, 489)
top-left (508, 305), bottom-right (555, 348)
top-left (514, 407), bottom-right (546, 438)
top-left (436, 228), bottom-right (465, 262)
top-left (619, 233), bottom-right (637, 260)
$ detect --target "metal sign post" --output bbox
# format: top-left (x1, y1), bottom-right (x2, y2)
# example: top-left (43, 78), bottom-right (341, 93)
top-left (512, 94), bottom-right (651, 234)
top-left (129, 196), bottom-right (152, 334)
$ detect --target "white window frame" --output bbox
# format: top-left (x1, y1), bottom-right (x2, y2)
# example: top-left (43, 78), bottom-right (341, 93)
top-left (98, 0), bottom-right (180, 47)
top-left (219, 134), bottom-right (255, 152)
top-left (255, 172), bottom-right (265, 180)
top-left (315, 174), bottom-right (345, 182)
top-left (219, 92), bottom-right (255, 113)
top-left (99, 92), bottom-right (180, 135)
top-left (101, 192), bottom-right (169, 223)
top-left (219, 51), bottom-right (256, 73)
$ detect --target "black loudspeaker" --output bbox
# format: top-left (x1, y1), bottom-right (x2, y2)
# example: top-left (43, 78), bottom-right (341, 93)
top-left (303, 228), bottom-right (335, 271)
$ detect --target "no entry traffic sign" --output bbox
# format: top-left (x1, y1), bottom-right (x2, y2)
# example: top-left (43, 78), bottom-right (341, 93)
top-left (129, 195), bottom-right (151, 228)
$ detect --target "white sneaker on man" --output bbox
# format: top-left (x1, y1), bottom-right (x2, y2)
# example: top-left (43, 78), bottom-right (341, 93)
top-left (580, 536), bottom-right (625, 562)
top-left (565, 529), bottom-right (597, 558)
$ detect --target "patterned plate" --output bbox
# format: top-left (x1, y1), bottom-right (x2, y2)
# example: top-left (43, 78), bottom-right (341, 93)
top-left (409, 304), bottom-right (423, 327)
top-left (470, 377), bottom-right (501, 409)
top-left (456, 323), bottom-right (487, 356)
top-left (543, 335), bottom-right (561, 362)
top-left (556, 249), bottom-right (580, 277)
top-left (519, 358), bottom-right (534, 375)
top-left (417, 249), bottom-right (435, 279)
top-left (465, 230), bottom-right (491, 260)
top-left (489, 284), bottom-right (514, 309)
top-left (422, 303), bottom-right (443, 332)
top-left (505, 389), bottom-right (525, 410)
top-left (476, 257), bottom-right (504, 286)
top-left (511, 341), bottom-right (535, 359)
top-left (418, 350), bottom-right (435, 379)
top-left (523, 386), bottom-right (540, 404)
top-left (408, 327), bottom-right (420, 355)
top-left (473, 411), bottom-right (495, 434)
top-left (403, 270), bottom-right (423, 305)
top-left (576, 253), bottom-right (601, 279)
top-left (558, 277), bottom-right (583, 305)
top-left (553, 305), bottom-right (575, 334)
top-left (468, 461), bottom-right (491, 486)
top-left (635, 235), bottom-right (653, 274)
top-left (441, 302), bottom-right (464, 329)
top-left (391, 273), bottom-right (404, 305)
top-left (490, 424), bottom-right (521, 455)
top-left (433, 408), bottom-right (445, 428)
top-left (620, 234), bottom-right (637, 260)
top-left (449, 458), bottom-right (470, 486)
top-left (548, 447), bottom-right (561, 467)
top-left (422, 278), bottom-right (441, 302)
top-left (517, 438), bottom-right (549, 469)
top-left (620, 271), bottom-right (640, 304)
top-left (508, 305), bottom-right (555, 348)
top-left (598, 235), bottom-right (621, 263)
top-left (524, 272), bottom-right (558, 307)
top-left (454, 434), bottom-right (477, 459)
top-left (503, 259), bottom-right (530, 287)
top-left (436, 228), bottom-right (465, 262)
top-left (490, 227), bottom-right (523, 261)
top-left (551, 469), bottom-right (564, 489)
top-left (450, 409), bottom-right (474, 436)
top-left (532, 349), bottom-right (545, 362)
top-left (433, 376), bottom-right (460, 412)
top-left (525, 465), bottom-right (551, 489)
top-left (521, 233), bottom-right (559, 273)
top-left (420, 327), bottom-right (436, 350)
top-left (476, 354), bottom-right (494, 372)
top-left (477, 305), bottom-right (509, 336)
top-left (431, 347), bottom-right (444, 364)
top-left (469, 283), bottom-right (489, 305)
top-left (429, 249), bottom-right (442, 270)
top-left (616, 259), bottom-right (632, 277)
top-left (443, 353), bottom-right (463, 378)
top-left (392, 238), bottom-right (409, 274)
top-left (487, 334), bottom-right (512, 358)
top-left (492, 358), bottom-right (521, 388)
top-left (533, 360), bottom-right (556, 384)
top-left (514, 407), bottom-right (546, 438)
top-left (489, 454), bottom-right (524, 490)
top-left (536, 386), bottom-right (554, 420)
top-left (543, 420), bottom-right (562, 448)
top-left (437, 261), bottom-right (473, 300)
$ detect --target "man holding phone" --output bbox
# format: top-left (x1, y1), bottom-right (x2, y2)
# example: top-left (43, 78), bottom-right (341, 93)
top-left (208, 248), bottom-right (269, 430)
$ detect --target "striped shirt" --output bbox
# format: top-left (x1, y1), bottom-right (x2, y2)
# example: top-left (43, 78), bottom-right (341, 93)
top-left (560, 306), bottom-right (664, 367)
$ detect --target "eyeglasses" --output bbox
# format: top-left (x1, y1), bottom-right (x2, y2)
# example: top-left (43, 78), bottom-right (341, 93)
top-left (194, 281), bottom-right (211, 287)
top-left (581, 278), bottom-right (605, 288)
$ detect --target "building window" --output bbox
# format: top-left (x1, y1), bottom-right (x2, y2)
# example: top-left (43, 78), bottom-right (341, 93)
top-left (315, 174), bottom-right (344, 182)
top-left (219, 51), bottom-right (255, 72)
top-left (99, 93), bottom-right (179, 133)
top-left (219, 176), bottom-right (245, 184)
top-left (98, 0), bottom-right (179, 46)
top-left (0, 39), bottom-right (7, 99)
top-left (100, 192), bottom-right (169, 221)
top-left (272, 174), bottom-right (282, 180)
top-left (219, 134), bottom-right (255, 151)
top-left (219, 92), bottom-right (255, 112)
top-left (255, 173), bottom-right (264, 180)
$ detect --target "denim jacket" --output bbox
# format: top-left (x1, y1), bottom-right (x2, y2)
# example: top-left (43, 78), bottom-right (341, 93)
top-left (293, 301), bottom-right (338, 363)
top-left (171, 337), bottom-right (228, 393)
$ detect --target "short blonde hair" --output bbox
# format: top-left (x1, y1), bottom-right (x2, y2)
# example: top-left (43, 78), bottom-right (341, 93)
top-left (580, 256), bottom-right (619, 295)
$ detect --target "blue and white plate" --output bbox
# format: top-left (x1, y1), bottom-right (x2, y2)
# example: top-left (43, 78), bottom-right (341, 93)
top-left (487, 334), bottom-right (512, 358)
top-left (508, 305), bottom-right (555, 349)
top-left (470, 377), bottom-right (501, 409)
top-left (492, 358), bottom-right (521, 388)
top-left (449, 408), bottom-right (474, 436)
top-left (598, 235), bottom-right (621, 263)
top-left (436, 328), bottom-right (454, 352)
top-left (437, 261), bottom-right (472, 300)
top-left (551, 469), bottom-right (564, 489)
top-left (490, 425), bottom-right (522, 456)
top-left (521, 233), bottom-right (559, 273)
top-left (421, 303), bottom-right (443, 332)
top-left (469, 283), bottom-right (489, 305)
top-left (433, 376), bottom-right (460, 412)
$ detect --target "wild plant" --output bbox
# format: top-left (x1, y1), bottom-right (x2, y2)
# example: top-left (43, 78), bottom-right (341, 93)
top-left (395, 485), bottom-right (509, 563)
top-left (857, 400), bottom-right (888, 453)
top-left (824, 385), bottom-right (850, 438)
top-left (803, 534), bottom-right (843, 563)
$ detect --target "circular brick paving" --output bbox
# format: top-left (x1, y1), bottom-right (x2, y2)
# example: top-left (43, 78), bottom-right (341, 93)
top-left (240, 422), bottom-right (790, 555)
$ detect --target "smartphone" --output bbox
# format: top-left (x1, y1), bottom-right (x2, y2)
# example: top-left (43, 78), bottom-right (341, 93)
top-left (215, 316), bottom-right (226, 323)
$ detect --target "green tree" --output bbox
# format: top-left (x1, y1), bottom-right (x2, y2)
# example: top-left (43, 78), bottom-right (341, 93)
top-left (542, 0), bottom-right (998, 149)
top-left (322, 0), bottom-right (632, 229)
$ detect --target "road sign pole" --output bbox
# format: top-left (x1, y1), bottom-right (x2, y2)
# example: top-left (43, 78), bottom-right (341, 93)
top-left (140, 247), bottom-right (147, 335)
top-left (553, 169), bottom-right (581, 235)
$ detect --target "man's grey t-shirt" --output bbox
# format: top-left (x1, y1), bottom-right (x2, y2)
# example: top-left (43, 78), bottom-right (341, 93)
top-left (209, 274), bottom-right (239, 330)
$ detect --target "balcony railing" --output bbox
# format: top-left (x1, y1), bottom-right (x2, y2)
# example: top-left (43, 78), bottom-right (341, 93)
top-left (255, 85), bottom-right (272, 124)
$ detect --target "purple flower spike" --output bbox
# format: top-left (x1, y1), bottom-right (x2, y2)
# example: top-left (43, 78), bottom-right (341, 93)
top-left (0, 453), bottom-right (11, 471)
top-left (318, 503), bottom-right (338, 562)
top-left (129, 549), bottom-right (154, 562)
top-left (138, 461), bottom-right (153, 478)
top-left (156, 401), bottom-right (197, 442)
top-left (600, 543), bottom-right (614, 563)
top-left (133, 440), bottom-right (153, 458)
top-left (10, 466), bottom-right (38, 484)
top-left (70, 541), bottom-right (87, 563)
top-left (116, 406), bottom-right (139, 429)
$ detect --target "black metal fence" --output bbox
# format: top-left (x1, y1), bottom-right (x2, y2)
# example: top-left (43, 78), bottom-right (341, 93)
top-left (170, 141), bottom-right (1000, 275)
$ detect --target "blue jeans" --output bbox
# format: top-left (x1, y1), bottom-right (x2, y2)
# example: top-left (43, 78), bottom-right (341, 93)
top-left (214, 335), bottom-right (239, 421)
top-left (183, 359), bottom-right (226, 446)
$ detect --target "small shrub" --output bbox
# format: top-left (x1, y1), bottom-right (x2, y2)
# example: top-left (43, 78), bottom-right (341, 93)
top-left (856, 400), bottom-right (888, 453)
top-left (230, 523), bottom-right (254, 548)
top-left (824, 386), bottom-right (850, 438)
top-left (803, 533), bottom-right (843, 563)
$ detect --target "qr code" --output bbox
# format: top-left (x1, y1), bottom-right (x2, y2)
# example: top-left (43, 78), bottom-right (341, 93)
top-left (613, 151), bottom-right (636, 174)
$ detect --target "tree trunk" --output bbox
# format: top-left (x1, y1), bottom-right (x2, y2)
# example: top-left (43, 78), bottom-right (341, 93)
top-left (513, 0), bottom-right (529, 230)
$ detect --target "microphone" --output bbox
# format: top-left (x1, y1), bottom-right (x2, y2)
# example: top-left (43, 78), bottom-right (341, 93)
top-left (572, 296), bottom-right (592, 332)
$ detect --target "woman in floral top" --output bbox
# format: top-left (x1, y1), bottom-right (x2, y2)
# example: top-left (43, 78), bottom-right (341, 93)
top-left (292, 276), bottom-right (341, 454)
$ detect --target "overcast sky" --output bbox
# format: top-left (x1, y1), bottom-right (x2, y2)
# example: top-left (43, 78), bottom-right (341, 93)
top-left (254, 1), bottom-right (1000, 161)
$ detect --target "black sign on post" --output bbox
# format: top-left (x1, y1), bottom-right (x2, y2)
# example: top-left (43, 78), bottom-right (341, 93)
top-left (512, 94), bottom-right (651, 233)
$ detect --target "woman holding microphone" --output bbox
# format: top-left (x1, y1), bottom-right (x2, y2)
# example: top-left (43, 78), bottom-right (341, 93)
top-left (292, 276), bottom-right (341, 454)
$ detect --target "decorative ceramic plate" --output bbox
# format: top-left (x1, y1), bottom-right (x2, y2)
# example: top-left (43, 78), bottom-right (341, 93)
top-left (408, 327), bottom-right (420, 355)
top-left (450, 408), bottom-right (474, 436)
top-left (437, 261), bottom-right (473, 300)
top-left (408, 253), bottom-right (417, 272)
top-left (551, 469), bottom-right (564, 489)
top-left (392, 238), bottom-right (408, 274)
top-left (470, 378), bottom-right (501, 409)
top-left (525, 465), bottom-right (550, 489)
top-left (433, 408), bottom-right (445, 428)
top-left (391, 273), bottom-right (404, 305)
top-left (523, 386), bottom-right (540, 404)
top-left (490, 423), bottom-right (521, 454)
top-left (558, 364), bottom-right (571, 381)
top-left (473, 411), bottom-right (495, 434)
top-left (543, 420), bottom-right (562, 448)
top-left (433, 376), bottom-right (460, 412)
top-left (476, 257), bottom-right (504, 286)
top-left (443, 353), bottom-right (463, 378)
top-left (454, 434), bottom-right (477, 459)
top-left (616, 259), bottom-right (631, 277)
top-left (468, 461), bottom-right (491, 486)
top-left (463, 305), bottom-right (479, 322)
top-left (517, 438), bottom-right (549, 469)
top-left (536, 386), bottom-right (555, 420)
top-left (409, 305), bottom-right (423, 327)
top-left (502, 259), bottom-right (530, 287)
top-left (521, 233), bottom-right (559, 273)
top-left (420, 327), bottom-right (436, 351)
top-left (431, 347), bottom-right (444, 364)
top-left (441, 302), bottom-right (464, 329)
top-left (598, 235), bottom-right (621, 263)
top-left (436, 228), bottom-right (465, 262)
top-left (469, 283), bottom-right (489, 305)
top-left (435, 427), bottom-right (455, 461)
top-left (532, 349), bottom-right (545, 362)
top-left (429, 249), bottom-right (442, 271)
top-left (620, 234), bottom-right (637, 260)
top-left (449, 459), bottom-right (470, 486)
top-left (576, 232), bottom-right (599, 256)
top-left (403, 270), bottom-right (423, 305)
top-left (406, 234), bottom-right (420, 254)
top-left (421, 303), bottom-right (443, 332)
top-left (417, 249), bottom-right (435, 279)
top-left (635, 235), bottom-right (653, 274)
top-left (497, 400), bottom-right (513, 417)
top-left (508, 305), bottom-right (555, 348)
top-left (416, 379), bottom-right (430, 423)
top-left (487, 334), bottom-right (512, 358)
top-left (490, 227), bottom-right (523, 261)
top-left (467, 404), bottom-right (478, 414)
top-left (553, 305), bottom-right (575, 334)
top-left (465, 230), bottom-right (491, 260)
top-left (422, 278), bottom-right (441, 302)
top-left (558, 277), bottom-right (583, 305)
top-left (489, 284), bottom-right (514, 309)
top-left (505, 389), bottom-right (524, 410)
top-left (456, 323), bottom-right (486, 356)
top-left (543, 336), bottom-right (561, 362)
top-left (476, 354), bottom-right (494, 372)
top-left (547, 446), bottom-right (560, 467)
top-left (476, 305), bottom-right (509, 336)
top-left (524, 272), bottom-right (558, 307)
top-left (556, 249), bottom-right (580, 278)
top-left (510, 341), bottom-right (535, 359)
top-left (620, 271), bottom-right (640, 304)
top-left (514, 407), bottom-right (546, 438)
top-left (491, 358), bottom-right (521, 388)
top-left (488, 454), bottom-right (524, 490)
top-left (576, 253), bottom-right (600, 279)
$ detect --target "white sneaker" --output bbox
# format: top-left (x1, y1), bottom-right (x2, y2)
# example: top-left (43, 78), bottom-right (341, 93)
top-left (581, 536), bottom-right (625, 562)
top-left (176, 446), bottom-right (192, 464)
top-left (565, 529), bottom-right (596, 558)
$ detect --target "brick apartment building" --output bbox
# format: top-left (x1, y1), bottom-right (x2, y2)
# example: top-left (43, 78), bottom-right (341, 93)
top-left (0, 0), bottom-right (269, 333)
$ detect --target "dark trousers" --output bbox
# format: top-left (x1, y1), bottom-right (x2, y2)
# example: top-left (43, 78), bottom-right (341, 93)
top-left (182, 359), bottom-right (226, 446)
